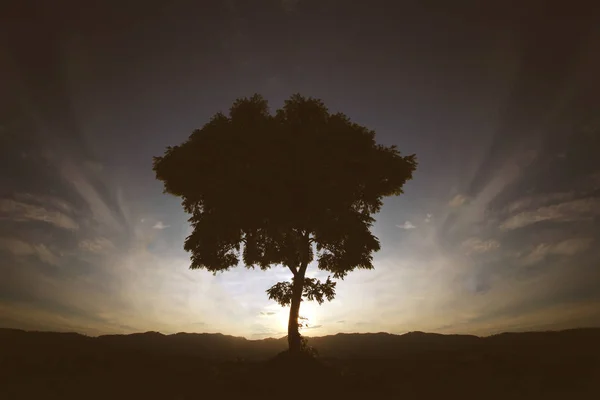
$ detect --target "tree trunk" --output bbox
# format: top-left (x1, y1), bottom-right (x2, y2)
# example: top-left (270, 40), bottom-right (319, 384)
top-left (287, 232), bottom-right (311, 356)
top-left (287, 264), bottom-right (306, 355)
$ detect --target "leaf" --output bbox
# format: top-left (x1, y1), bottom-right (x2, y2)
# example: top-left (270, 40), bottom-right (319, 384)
top-left (266, 276), bottom-right (337, 306)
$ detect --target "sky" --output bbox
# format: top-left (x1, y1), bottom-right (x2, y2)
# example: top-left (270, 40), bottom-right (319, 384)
top-left (1, 1), bottom-right (599, 339)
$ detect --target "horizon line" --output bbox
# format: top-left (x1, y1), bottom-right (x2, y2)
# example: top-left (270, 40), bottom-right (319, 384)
top-left (2, 325), bottom-right (598, 342)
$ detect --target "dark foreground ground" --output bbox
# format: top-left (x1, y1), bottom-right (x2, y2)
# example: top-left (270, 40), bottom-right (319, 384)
top-left (1, 328), bottom-right (599, 399)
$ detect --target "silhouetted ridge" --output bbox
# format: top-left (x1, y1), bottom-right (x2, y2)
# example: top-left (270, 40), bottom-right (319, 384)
top-left (3, 327), bottom-right (599, 397)
top-left (2, 327), bottom-right (599, 361)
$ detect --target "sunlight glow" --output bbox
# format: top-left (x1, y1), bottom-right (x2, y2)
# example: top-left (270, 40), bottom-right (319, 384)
top-left (276, 300), bottom-right (321, 332)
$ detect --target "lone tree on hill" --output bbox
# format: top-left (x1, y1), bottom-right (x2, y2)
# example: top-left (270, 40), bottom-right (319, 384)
top-left (153, 94), bottom-right (417, 355)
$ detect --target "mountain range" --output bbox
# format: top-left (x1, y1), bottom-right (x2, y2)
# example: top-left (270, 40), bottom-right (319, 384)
top-left (2, 327), bottom-right (600, 398)
top-left (2, 327), bottom-right (599, 361)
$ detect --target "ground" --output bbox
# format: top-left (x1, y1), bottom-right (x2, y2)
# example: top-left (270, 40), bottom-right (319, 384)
top-left (1, 329), bottom-right (598, 399)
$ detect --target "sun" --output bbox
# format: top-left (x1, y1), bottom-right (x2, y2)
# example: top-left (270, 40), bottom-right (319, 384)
top-left (276, 301), bottom-right (320, 332)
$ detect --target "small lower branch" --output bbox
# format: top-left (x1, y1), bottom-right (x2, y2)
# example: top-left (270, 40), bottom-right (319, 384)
top-left (287, 265), bottom-right (298, 277)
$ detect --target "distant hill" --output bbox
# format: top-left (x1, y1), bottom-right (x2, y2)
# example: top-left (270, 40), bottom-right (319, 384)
top-left (2, 327), bottom-right (599, 361)
top-left (2, 327), bottom-right (599, 398)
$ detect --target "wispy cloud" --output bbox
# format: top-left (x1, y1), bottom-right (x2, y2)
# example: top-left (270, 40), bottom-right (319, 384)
top-left (504, 192), bottom-right (575, 215)
top-left (0, 198), bottom-right (78, 230)
top-left (500, 198), bottom-right (600, 231)
top-left (0, 237), bottom-right (61, 266)
top-left (551, 238), bottom-right (595, 255)
top-left (396, 221), bottom-right (416, 230)
top-left (449, 194), bottom-right (468, 207)
top-left (152, 221), bottom-right (170, 230)
top-left (461, 238), bottom-right (501, 255)
top-left (520, 238), bottom-right (594, 266)
top-left (59, 161), bottom-right (126, 233)
top-left (13, 193), bottom-right (75, 215)
top-left (78, 237), bottom-right (114, 254)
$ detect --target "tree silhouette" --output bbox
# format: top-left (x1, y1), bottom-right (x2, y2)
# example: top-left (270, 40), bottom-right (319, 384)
top-left (153, 94), bottom-right (417, 355)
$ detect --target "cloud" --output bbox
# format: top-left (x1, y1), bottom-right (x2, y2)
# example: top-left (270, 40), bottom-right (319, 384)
top-left (260, 311), bottom-right (276, 316)
top-left (520, 237), bottom-right (594, 266)
top-left (505, 192), bottom-right (575, 215)
top-left (78, 237), bottom-right (114, 254)
top-left (424, 213), bottom-right (433, 223)
top-left (152, 221), bottom-right (170, 230)
top-left (449, 194), bottom-right (468, 207)
top-left (0, 198), bottom-right (78, 230)
top-left (500, 198), bottom-right (600, 231)
top-left (0, 237), bottom-right (61, 266)
top-left (519, 245), bottom-right (550, 266)
top-left (396, 221), bottom-right (416, 230)
top-left (59, 161), bottom-right (126, 233)
top-left (552, 238), bottom-right (595, 255)
top-left (461, 238), bottom-right (501, 255)
top-left (13, 193), bottom-right (74, 215)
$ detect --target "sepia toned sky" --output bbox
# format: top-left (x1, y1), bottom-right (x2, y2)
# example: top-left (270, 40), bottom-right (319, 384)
top-left (1, 1), bottom-right (599, 339)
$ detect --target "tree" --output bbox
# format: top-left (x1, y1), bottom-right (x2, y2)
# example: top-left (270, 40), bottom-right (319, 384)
top-left (153, 94), bottom-right (417, 355)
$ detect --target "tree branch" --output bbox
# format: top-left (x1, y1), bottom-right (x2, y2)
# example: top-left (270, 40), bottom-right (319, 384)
top-left (298, 260), bottom-right (308, 277)
top-left (298, 232), bottom-right (311, 277)
top-left (287, 265), bottom-right (298, 277)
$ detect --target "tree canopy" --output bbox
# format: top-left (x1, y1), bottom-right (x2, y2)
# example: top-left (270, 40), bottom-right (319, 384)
top-left (153, 93), bottom-right (417, 353)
